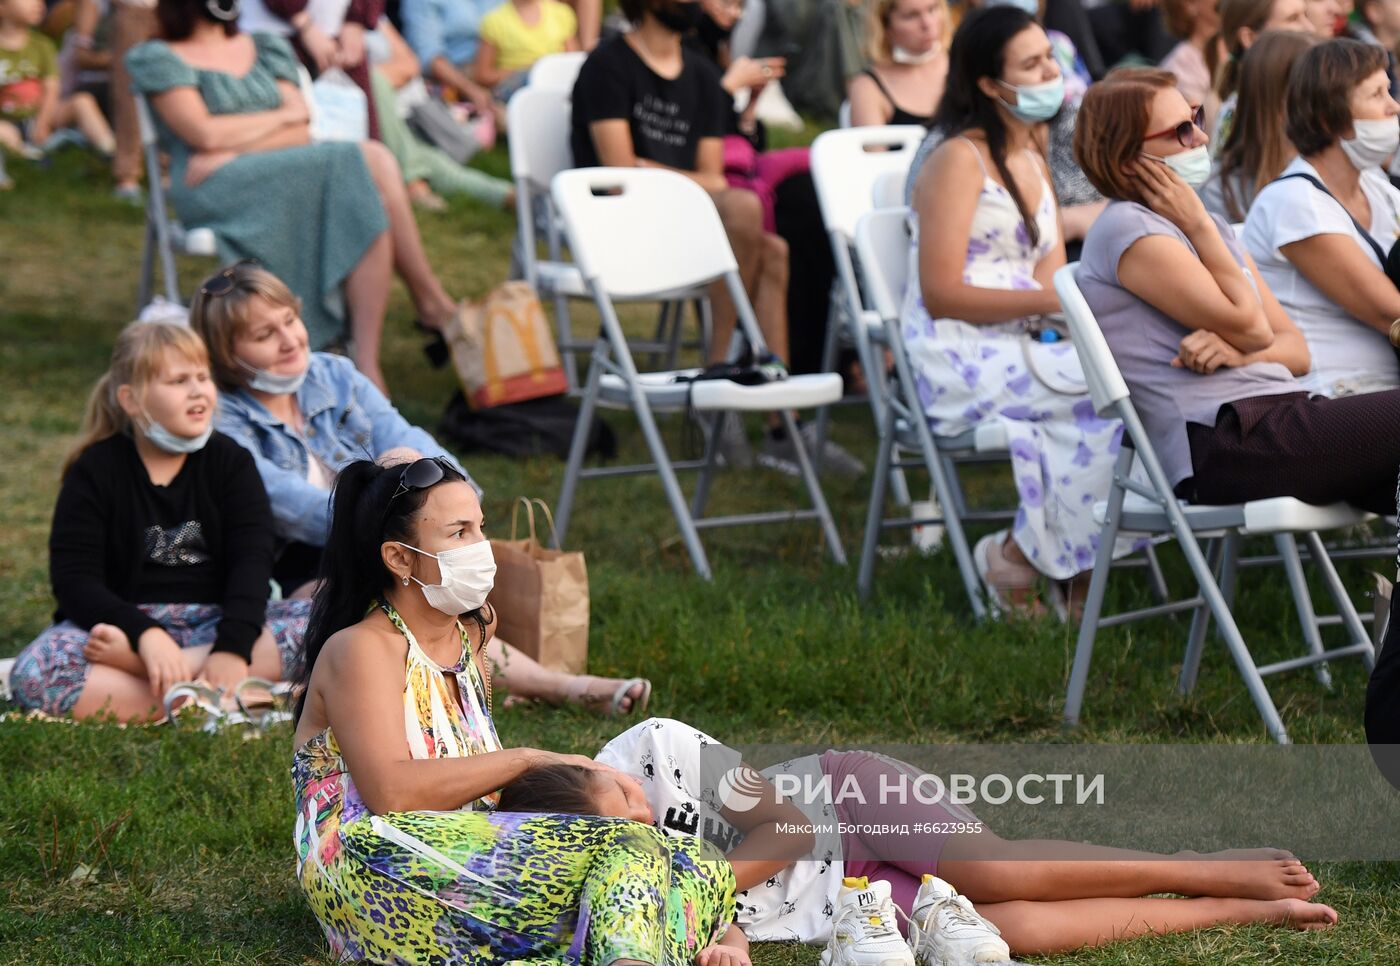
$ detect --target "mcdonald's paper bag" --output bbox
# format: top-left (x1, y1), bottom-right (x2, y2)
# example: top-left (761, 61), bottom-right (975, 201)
top-left (489, 498), bottom-right (589, 674)
top-left (445, 282), bottom-right (569, 409)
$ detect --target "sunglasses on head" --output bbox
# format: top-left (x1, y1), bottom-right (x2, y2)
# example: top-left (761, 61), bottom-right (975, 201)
top-left (1143, 106), bottom-right (1206, 148)
top-left (379, 457), bottom-right (459, 535)
top-left (199, 258), bottom-right (260, 298)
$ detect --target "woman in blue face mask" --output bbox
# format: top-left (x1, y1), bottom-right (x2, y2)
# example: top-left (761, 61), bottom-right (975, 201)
top-left (902, 6), bottom-right (1128, 618)
top-left (192, 261), bottom-right (656, 717)
top-left (6, 321), bottom-right (310, 721)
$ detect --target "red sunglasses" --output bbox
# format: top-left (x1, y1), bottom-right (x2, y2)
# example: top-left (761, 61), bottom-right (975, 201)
top-left (1143, 106), bottom-right (1206, 148)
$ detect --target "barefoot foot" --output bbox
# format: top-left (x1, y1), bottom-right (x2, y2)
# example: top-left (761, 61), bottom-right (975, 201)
top-left (83, 624), bottom-right (146, 677)
top-left (1262, 897), bottom-right (1338, 930)
top-left (1177, 848), bottom-right (1320, 900)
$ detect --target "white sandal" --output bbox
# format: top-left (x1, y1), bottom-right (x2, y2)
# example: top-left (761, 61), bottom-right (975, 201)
top-left (566, 676), bottom-right (653, 717)
top-left (973, 531), bottom-right (1047, 619)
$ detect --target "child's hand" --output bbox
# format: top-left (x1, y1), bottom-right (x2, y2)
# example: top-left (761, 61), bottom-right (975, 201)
top-left (696, 945), bottom-right (751, 966)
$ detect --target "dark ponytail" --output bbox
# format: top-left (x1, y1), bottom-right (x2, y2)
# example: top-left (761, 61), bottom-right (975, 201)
top-left (295, 458), bottom-right (476, 722)
top-left (931, 5), bottom-right (1044, 249)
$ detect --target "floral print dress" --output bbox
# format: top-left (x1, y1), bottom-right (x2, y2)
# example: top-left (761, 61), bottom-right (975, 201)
top-left (293, 603), bottom-right (735, 964)
top-left (901, 139), bottom-right (1125, 580)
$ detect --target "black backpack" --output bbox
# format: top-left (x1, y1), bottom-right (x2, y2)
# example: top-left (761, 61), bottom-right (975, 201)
top-left (438, 392), bottom-right (617, 461)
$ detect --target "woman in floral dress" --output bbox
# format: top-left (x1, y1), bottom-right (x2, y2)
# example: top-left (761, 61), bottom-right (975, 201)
top-left (292, 456), bottom-right (734, 964)
top-left (903, 6), bottom-right (1126, 616)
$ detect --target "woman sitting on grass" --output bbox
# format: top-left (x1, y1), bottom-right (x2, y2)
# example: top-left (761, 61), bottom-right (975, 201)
top-left (503, 716), bottom-right (1338, 958)
top-left (191, 261), bottom-right (653, 716)
top-left (7, 321), bottom-right (308, 721)
top-left (292, 457), bottom-right (733, 963)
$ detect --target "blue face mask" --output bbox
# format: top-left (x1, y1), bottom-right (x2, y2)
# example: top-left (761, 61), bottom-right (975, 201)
top-left (141, 414), bottom-right (214, 454)
top-left (997, 75), bottom-right (1064, 122)
top-left (987, 0), bottom-right (1039, 14)
top-left (241, 359), bottom-right (308, 395)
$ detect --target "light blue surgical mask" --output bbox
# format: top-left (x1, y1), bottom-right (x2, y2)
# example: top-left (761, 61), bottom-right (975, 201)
top-left (997, 75), bottom-right (1064, 122)
top-left (241, 358), bottom-right (308, 395)
top-left (1142, 145), bottom-right (1212, 188)
top-left (141, 413), bottom-right (214, 454)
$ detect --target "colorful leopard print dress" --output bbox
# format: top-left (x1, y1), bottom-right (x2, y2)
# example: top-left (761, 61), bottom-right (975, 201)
top-left (293, 603), bottom-right (736, 964)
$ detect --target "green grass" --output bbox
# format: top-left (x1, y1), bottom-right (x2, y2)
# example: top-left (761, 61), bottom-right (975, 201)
top-left (1, 149), bottom-right (1397, 964)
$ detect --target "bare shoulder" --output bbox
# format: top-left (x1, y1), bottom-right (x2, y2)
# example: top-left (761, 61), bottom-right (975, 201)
top-left (917, 134), bottom-right (985, 203)
top-left (318, 615), bottom-right (408, 683)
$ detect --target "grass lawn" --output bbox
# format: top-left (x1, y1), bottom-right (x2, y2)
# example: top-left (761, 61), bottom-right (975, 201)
top-left (1, 150), bottom-right (1397, 964)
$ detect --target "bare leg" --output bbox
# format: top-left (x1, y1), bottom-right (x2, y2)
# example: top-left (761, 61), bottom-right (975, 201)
top-left (0, 120), bottom-right (23, 152)
top-left (486, 636), bottom-right (648, 712)
top-left (708, 189), bottom-right (766, 363)
top-left (343, 229), bottom-right (393, 392)
top-left (52, 93), bottom-right (115, 154)
top-left (70, 666), bottom-right (162, 722)
top-left (356, 142), bottom-right (457, 330)
top-left (752, 232), bottom-right (789, 363)
top-left (978, 895), bottom-right (1337, 956)
top-left (939, 833), bottom-right (1319, 904)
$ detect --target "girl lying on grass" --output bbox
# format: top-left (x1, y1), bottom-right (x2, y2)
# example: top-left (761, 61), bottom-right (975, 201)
top-left (7, 321), bottom-right (308, 720)
top-left (499, 718), bottom-right (1338, 959)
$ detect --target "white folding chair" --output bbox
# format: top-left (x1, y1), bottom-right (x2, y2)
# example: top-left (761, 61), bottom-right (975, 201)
top-left (551, 167), bottom-right (848, 577)
top-left (508, 86), bottom-right (709, 391)
top-left (135, 92), bottom-right (218, 309)
top-left (852, 207), bottom-right (1013, 615)
top-left (1054, 263), bottom-right (1376, 744)
top-left (808, 125), bottom-right (926, 463)
top-left (527, 51), bottom-right (587, 92)
top-left (871, 169), bottom-right (906, 209)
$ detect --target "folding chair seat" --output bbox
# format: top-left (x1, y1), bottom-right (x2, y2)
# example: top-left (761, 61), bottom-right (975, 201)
top-left (508, 86), bottom-right (710, 391)
top-left (1053, 263), bottom-right (1376, 744)
top-left (550, 167), bottom-right (848, 578)
top-left (135, 92), bottom-right (218, 309)
top-left (808, 125), bottom-right (926, 463)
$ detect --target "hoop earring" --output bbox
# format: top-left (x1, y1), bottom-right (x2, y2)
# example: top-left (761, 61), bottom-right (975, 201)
top-left (402, 576), bottom-right (410, 586)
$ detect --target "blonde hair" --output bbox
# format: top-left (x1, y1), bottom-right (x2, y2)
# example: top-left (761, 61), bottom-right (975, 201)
top-left (65, 321), bottom-right (211, 476)
top-left (188, 262), bottom-right (302, 392)
top-left (866, 0), bottom-right (951, 64)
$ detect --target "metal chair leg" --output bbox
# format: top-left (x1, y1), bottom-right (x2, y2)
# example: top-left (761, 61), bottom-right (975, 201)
top-left (690, 412), bottom-right (724, 520)
top-left (1305, 530), bottom-right (1376, 671)
top-left (553, 342), bottom-right (605, 548)
top-left (1065, 480), bottom-right (1126, 726)
top-left (1276, 533), bottom-right (1333, 688)
top-left (857, 399), bottom-right (900, 600)
top-left (780, 408), bottom-right (847, 565)
top-left (1179, 536), bottom-right (1225, 695)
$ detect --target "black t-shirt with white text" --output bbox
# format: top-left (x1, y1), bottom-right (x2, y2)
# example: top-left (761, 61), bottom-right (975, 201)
top-left (570, 35), bottom-right (729, 172)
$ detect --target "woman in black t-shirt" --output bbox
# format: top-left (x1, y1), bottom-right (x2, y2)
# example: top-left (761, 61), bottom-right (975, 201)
top-left (7, 322), bottom-right (308, 721)
top-left (571, 0), bottom-right (865, 472)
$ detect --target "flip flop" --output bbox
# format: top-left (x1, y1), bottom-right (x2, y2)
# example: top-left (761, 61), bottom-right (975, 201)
top-left (163, 682), bottom-right (247, 733)
top-left (610, 678), bottom-right (652, 717)
top-left (233, 677), bottom-right (296, 730)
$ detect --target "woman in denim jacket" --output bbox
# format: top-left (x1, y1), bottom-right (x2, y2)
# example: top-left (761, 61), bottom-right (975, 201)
top-left (191, 262), bottom-right (652, 716)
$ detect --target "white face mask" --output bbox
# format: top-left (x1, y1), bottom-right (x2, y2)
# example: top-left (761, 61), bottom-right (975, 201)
top-left (397, 540), bottom-right (496, 615)
top-left (891, 44), bottom-right (940, 65)
top-left (1341, 117), bottom-right (1400, 171)
top-left (1143, 145), bottom-right (1212, 188)
top-left (240, 358), bottom-right (308, 395)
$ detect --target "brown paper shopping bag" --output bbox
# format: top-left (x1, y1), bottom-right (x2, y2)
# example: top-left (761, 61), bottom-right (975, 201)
top-left (489, 498), bottom-right (589, 674)
top-left (444, 281), bottom-right (569, 409)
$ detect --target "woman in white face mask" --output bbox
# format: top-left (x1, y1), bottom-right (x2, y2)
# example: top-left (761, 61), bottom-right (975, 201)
top-left (1077, 68), bottom-right (1400, 525)
top-left (290, 457), bottom-right (732, 965)
top-left (847, 0), bottom-right (950, 127)
top-left (1242, 38), bottom-right (1400, 398)
top-left (192, 262), bottom-right (654, 716)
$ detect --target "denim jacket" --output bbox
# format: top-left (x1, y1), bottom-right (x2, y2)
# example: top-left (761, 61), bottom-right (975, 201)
top-left (215, 352), bottom-right (474, 545)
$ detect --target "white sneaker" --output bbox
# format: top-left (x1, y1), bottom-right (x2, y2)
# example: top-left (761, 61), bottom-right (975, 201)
top-left (908, 875), bottom-right (1010, 965)
top-left (820, 876), bottom-right (915, 966)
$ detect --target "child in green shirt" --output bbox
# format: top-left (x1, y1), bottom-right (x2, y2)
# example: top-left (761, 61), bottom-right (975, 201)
top-left (0, 0), bottom-right (114, 170)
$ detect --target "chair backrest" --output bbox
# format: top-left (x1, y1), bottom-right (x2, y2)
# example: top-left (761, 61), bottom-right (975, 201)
top-left (1052, 263), bottom-right (1131, 416)
top-left (528, 51), bottom-right (587, 92)
top-left (810, 125), bottom-right (926, 243)
top-left (551, 167), bottom-right (738, 298)
top-left (853, 207), bottom-right (911, 323)
top-left (508, 85), bottom-right (573, 190)
top-left (871, 169), bottom-right (905, 209)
